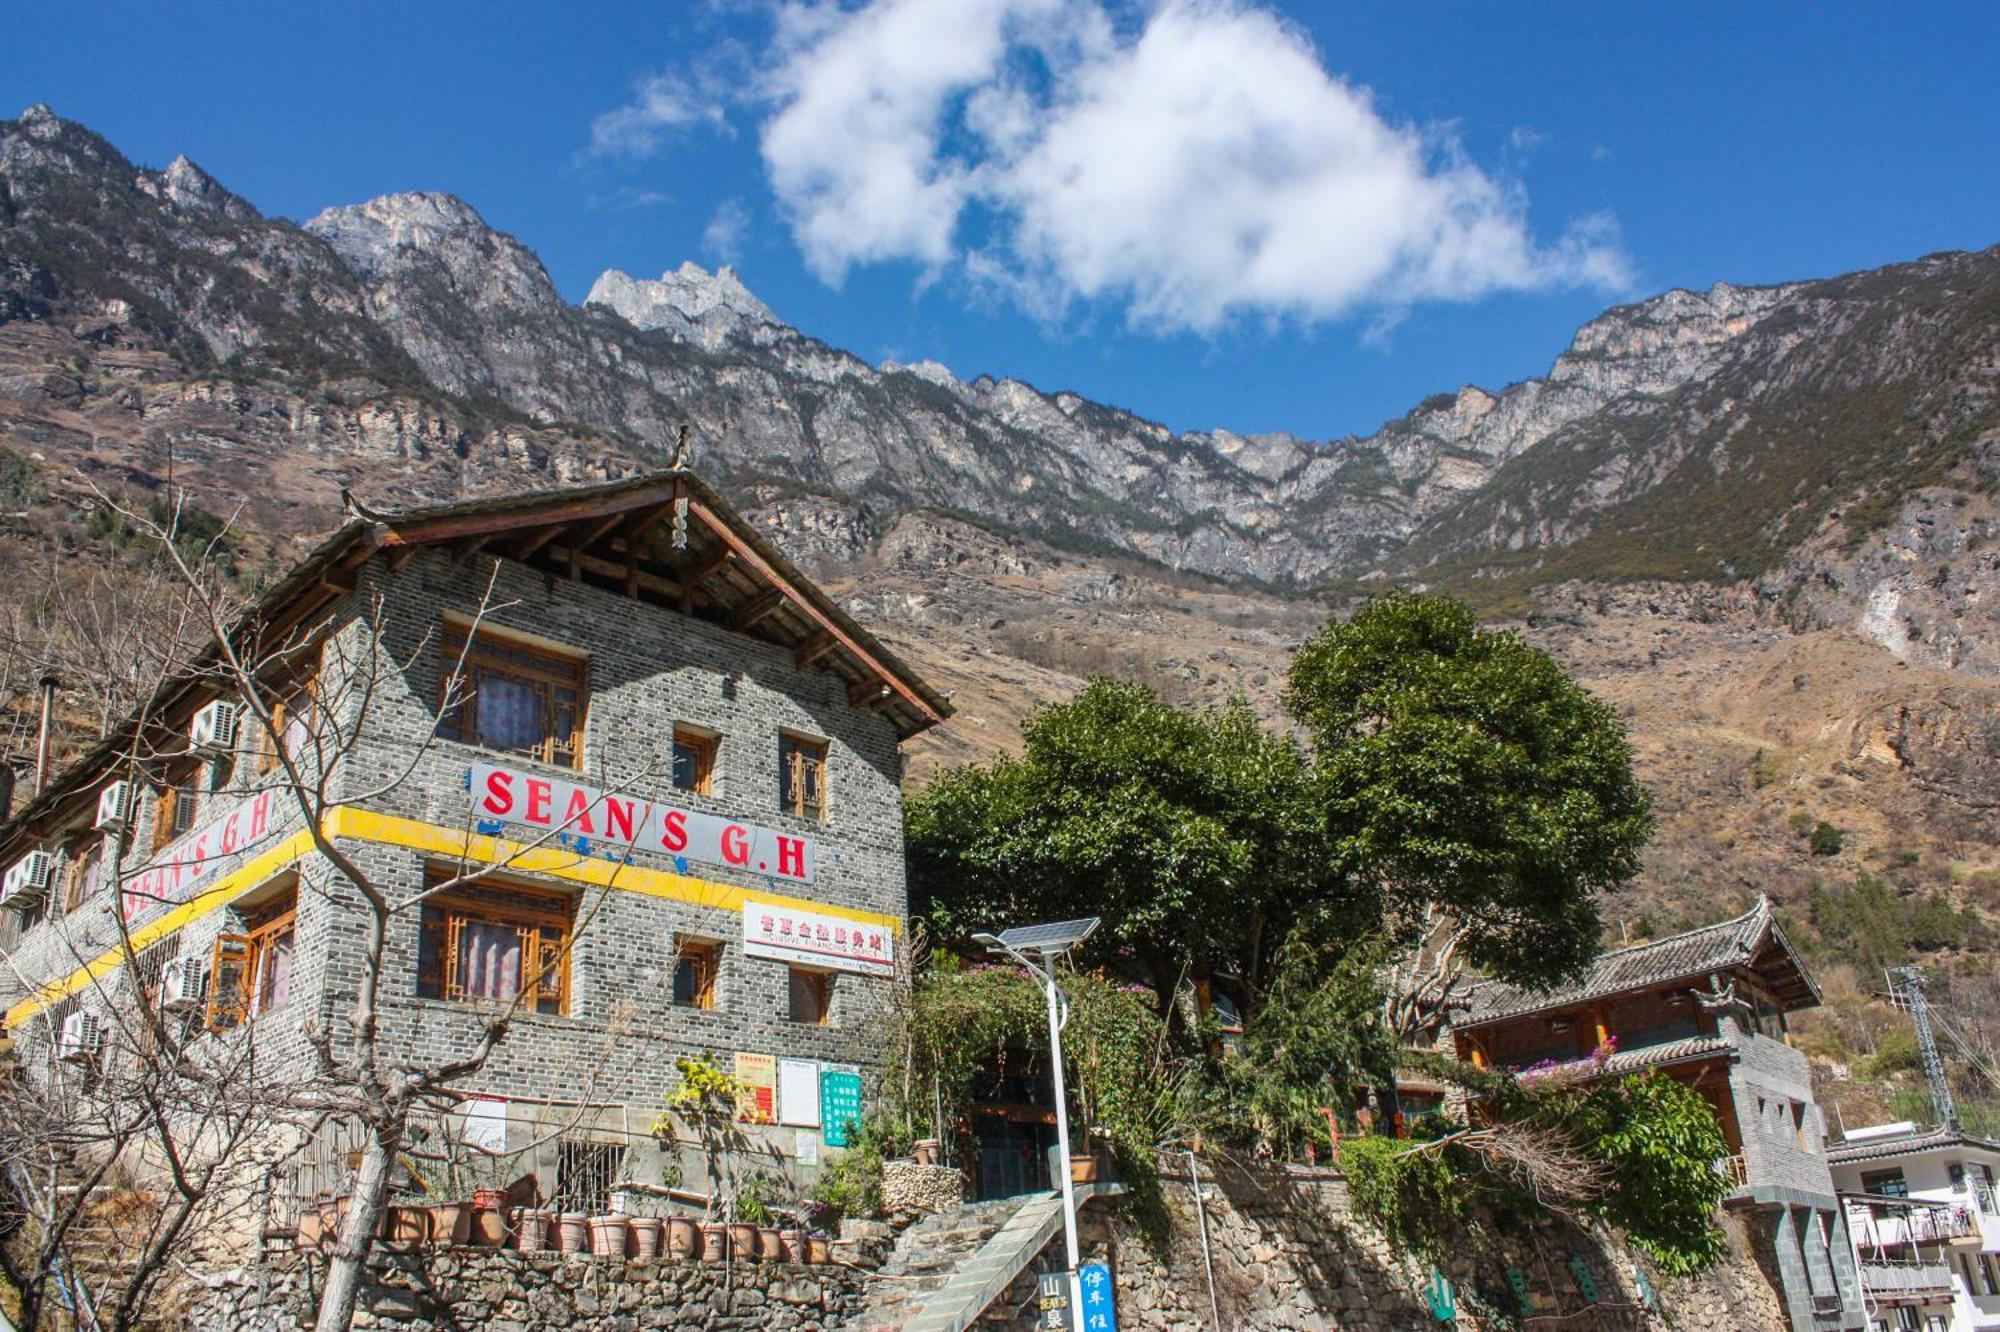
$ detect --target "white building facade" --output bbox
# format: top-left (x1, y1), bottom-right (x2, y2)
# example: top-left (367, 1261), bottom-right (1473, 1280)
top-left (1829, 1122), bottom-right (2000, 1332)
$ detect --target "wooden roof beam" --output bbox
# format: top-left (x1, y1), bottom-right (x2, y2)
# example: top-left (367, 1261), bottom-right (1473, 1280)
top-left (794, 631), bottom-right (837, 672)
top-left (687, 499), bottom-right (943, 725)
top-left (681, 547), bottom-right (737, 592)
top-left (546, 547), bottom-right (685, 603)
top-left (510, 522), bottom-right (567, 562)
top-left (374, 485), bottom-right (677, 549)
top-left (730, 587), bottom-right (786, 632)
top-left (848, 679), bottom-right (895, 709)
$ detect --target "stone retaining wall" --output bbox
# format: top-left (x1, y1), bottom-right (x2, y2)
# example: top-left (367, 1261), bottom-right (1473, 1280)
top-left (190, 1248), bottom-right (868, 1331)
top-left (977, 1161), bottom-right (1790, 1331)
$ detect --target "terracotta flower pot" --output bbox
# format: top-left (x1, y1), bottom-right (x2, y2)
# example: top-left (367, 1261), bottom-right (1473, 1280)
top-left (588, 1214), bottom-right (628, 1256)
top-left (807, 1231), bottom-right (831, 1265)
top-left (912, 1138), bottom-right (942, 1166)
top-left (473, 1187), bottom-right (508, 1213)
top-left (557, 1212), bottom-right (589, 1254)
top-left (470, 1206), bottom-right (507, 1246)
top-left (384, 1206), bottom-right (429, 1243)
top-left (758, 1225), bottom-right (783, 1261)
top-left (727, 1220), bottom-right (759, 1261)
top-left (780, 1227), bottom-right (808, 1265)
top-left (667, 1215), bottom-right (701, 1260)
top-left (512, 1208), bottom-right (551, 1251)
top-left (425, 1202), bottom-right (471, 1245)
top-left (699, 1221), bottom-right (728, 1262)
top-left (627, 1216), bottom-right (663, 1259)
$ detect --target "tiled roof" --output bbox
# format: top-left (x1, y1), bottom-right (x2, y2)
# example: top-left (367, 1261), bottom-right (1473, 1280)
top-left (1459, 896), bottom-right (1820, 1028)
top-left (1599, 1035), bottom-right (1733, 1076)
top-left (1506, 1035), bottom-right (1731, 1081)
top-left (1827, 1127), bottom-right (2000, 1165)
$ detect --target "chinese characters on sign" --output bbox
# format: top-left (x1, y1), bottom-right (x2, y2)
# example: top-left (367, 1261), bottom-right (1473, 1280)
top-left (471, 761), bottom-right (816, 884)
top-left (820, 1070), bottom-right (864, 1148)
top-left (734, 1053), bottom-right (777, 1124)
top-left (741, 902), bottom-right (895, 976)
top-left (1079, 1262), bottom-right (1117, 1331)
top-left (1037, 1272), bottom-right (1072, 1331)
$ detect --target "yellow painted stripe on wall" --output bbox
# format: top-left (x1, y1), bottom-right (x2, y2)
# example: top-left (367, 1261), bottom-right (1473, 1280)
top-left (3, 828), bottom-right (317, 1029)
top-left (4, 807), bottom-right (901, 1029)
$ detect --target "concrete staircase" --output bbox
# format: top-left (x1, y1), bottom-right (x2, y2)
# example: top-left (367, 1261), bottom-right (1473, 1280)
top-left (855, 1196), bottom-right (1043, 1331)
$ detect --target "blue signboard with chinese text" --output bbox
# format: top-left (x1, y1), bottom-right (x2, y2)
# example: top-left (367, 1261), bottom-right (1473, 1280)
top-left (1079, 1262), bottom-right (1117, 1331)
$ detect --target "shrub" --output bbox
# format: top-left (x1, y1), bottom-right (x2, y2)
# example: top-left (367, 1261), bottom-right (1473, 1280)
top-left (1809, 822), bottom-right (1845, 857)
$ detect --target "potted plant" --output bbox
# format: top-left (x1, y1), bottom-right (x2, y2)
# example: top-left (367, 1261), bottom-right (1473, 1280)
top-left (654, 1055), bottom-right (752, 1265)
top-left (556, 1211), bottom-right (589, 1253)
top-left (736, 1172), bottom-right (784, 1261)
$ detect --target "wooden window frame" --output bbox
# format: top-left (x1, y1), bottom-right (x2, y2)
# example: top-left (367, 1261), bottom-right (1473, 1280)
top-left (778, 733), bottom-right (829, 823)
top-left (672, 937), bottom-right (719, 1010)
top-left (257, 673), bottom-right (320, 776)
top-left (206, 888), bottom-right (298, 1031)
top-left (62, 835), bottom-right (108, 915)
top-left (153, 765), bottom-right (202, 853)
top-left (435, 623), bottom-right (588, 770)
top-left (671, 726), bottom-right (718, 797)
top-left (787, 965), bottom-right (831, 1026)
top-left (417, 882), bottom-right (575, 1017)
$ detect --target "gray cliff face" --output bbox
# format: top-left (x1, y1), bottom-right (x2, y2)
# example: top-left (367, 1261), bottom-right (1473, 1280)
top-left (2, 105), bottom-right (1998, 673)
top-left (587, 263), bottom-right (781, 351)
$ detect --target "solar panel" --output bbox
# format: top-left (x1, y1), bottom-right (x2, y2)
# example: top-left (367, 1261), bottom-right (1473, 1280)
top-left (994, 917), bottom-right (1101, 954)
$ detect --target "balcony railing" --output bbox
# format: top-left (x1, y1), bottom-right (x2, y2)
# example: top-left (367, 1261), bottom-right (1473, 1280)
top-left (1715, 1154), bottom-right (1748, 1188)
top-left (1843, 1198), bottom-right (1980, 1248)
top-left (1858, 1259), bottom-right (1955, 1300)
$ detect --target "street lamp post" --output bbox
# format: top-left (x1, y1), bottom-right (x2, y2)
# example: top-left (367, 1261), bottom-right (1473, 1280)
top-left (973, 918), bottom-right (1101, 1331)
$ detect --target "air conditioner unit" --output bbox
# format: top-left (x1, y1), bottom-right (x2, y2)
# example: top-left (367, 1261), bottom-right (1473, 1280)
top-left (190, 700), bottom-right (239, 754)
top-left (160, 956), bottom-right (208, 1013)
top-left (58, 1010), bottom-right (104, 1064)
top-left (2, 849), bottom-right (58, 908)
top-left (95, 780), bottom-right (137, 832)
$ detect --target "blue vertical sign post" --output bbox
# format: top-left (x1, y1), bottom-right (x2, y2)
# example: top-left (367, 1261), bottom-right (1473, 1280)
top-left (820, 1070), bottom-right (863, 1148)
top-left (1078, 1262), bottom-right (1116, 1331)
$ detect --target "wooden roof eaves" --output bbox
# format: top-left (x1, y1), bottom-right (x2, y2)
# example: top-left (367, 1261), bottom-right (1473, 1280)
top-left (681, 486), bottom-right (949, 733)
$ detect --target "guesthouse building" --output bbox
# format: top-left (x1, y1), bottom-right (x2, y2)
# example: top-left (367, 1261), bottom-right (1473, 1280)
top-left (1454, 897), bottom-right (1868, 1331)
top-left (0, 469), bottom-right (949, 1220)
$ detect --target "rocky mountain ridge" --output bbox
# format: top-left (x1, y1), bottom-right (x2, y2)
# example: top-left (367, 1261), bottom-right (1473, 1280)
top-left (8, 103), bottom-right (1995, 646)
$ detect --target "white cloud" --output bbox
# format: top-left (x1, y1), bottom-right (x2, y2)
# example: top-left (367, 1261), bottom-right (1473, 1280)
top-left (754, 0), bottom-right (1630, 330)
top-left (587, 69), bottom-right (730, 159)
top-left (702, 198), bottom-right (751, 264)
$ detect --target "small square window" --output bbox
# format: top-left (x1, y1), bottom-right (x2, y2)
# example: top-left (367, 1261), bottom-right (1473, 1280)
top-left (788, 967), bottom-right (830, 1025)
top-left (673, 938), bottom-right (718, 1010)
top-left (671, 727), bottom-right (718, 796)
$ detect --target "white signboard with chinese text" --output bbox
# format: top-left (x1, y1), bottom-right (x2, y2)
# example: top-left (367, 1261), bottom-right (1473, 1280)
top-left (741, 902), bottom-right (894, 976)
top-left (779, 1058), bottom-right (821, 1127)
top-left (471, 762), bottom-right (815, 884)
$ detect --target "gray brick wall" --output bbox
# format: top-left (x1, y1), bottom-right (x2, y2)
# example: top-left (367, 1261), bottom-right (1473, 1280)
top-left (3, 546), bottom-right (917, 1180)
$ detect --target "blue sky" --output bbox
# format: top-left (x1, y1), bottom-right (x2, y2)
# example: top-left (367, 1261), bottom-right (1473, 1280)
top-left (5, 3), bottom-right (1996, 441)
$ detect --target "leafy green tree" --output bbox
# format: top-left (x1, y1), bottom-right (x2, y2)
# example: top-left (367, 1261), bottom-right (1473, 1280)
top-left (1284, 593), bottom-right (1653, 1038)
top-left (909, 680), bottom-right (1334, 1008)
top-left (1531, 1073), bottom-right (1730, 1274)
top-left (1203, 926), bottom-right (1397, 1158)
